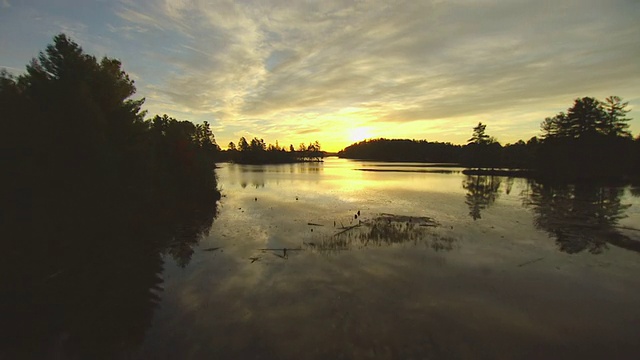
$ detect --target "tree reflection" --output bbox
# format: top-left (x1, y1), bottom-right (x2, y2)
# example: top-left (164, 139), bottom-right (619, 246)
top-left (1, 186), bottom-right (219, 359)
top-left (526, 181), bottom-right (639, 254)
top-left (462, 175), bottom-right (501, 220)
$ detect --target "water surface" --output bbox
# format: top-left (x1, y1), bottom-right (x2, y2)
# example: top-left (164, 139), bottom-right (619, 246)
top-left (138, 158), bottom-right (640, 359)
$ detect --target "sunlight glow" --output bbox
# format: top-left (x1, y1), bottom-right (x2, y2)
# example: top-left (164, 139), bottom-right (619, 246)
top-left (348, 127), bottom-right (372, 143)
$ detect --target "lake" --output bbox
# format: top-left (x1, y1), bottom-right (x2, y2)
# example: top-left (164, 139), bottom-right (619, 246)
top-left (131, 157), bottom-right (640, 359)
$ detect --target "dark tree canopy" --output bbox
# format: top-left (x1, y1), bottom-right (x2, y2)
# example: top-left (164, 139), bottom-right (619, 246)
top-left (1, 34), bottom-right (220, 359)
top-left (468, 122), bottom-right (491, 145)
top-left (222, 136), bottom-right (323, 163)
top-left (338, 138), bottom-right (462, 162)
top-left (537, 96), bottom-right (636, 179)
top-left (462, 123), bottom-right (501, 169)
top-left (541, 96), bottom-right (632, 139)
top-left (602, 96), bottom-right (632, 138)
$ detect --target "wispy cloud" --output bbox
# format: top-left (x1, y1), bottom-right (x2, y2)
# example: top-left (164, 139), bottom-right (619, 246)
top-left (4, 0), bottom-right (639, 149)
top-left (110, 0), bottom-right (640, 148)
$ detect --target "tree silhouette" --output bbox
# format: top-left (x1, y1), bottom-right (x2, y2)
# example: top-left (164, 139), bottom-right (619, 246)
top-left (468, 122), bottom-right (490, 145)
top-left (537, 96), bottom-right (635, 180)
top-left (541, 96), bottom-right (631, 140)
top-left (462, 123), bottom-right (501, 169)
top-left (1, 33), bottom-right (221, 358)
top-left (238, 136), bottom-right (249, 151)
top-left (602, 96), bottom-right (632, 138)
top-left (223, 136), bottom-right (324, 164)
top-left (338, 138), bottom-right (462, 162)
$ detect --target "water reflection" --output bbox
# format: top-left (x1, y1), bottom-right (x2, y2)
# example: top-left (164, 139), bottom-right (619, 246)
top-left (1, 187), bottom-right (220, 359)
top-left (526, 182), bottom-right (640, 254)
top-left (227, 162), bottom-right (324, 188)
top-left (228, 161), bottom-right (324, 174)
top-left (240, 180), bottom-right (265, 189)
top-left (357, 168), bottom-right (459, 174)
top-left (462, 175), bottom-right (501, 220)
top-left (302, 213), bottom-right (455, 255)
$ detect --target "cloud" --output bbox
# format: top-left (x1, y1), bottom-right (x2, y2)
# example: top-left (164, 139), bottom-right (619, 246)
top-left (108, 0), bottom-right (640, 148)
top-left (2, 0), bottom-right (10, 9)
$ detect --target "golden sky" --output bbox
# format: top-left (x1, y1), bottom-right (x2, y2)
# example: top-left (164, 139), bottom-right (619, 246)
top-left (2, 0), bottom-right (639, 151)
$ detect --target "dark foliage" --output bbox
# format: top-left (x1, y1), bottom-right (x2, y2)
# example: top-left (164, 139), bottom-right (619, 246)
top-left (536, 96), bottom-right (636, 180)
top-left (1, 34), bottom-right (220, 359)
top-left (338, 97), bottom-right (637, 181)
top-left (220, 137), bottom-right (324, 164)
top-left (338, 138), bottom-right (462, 162)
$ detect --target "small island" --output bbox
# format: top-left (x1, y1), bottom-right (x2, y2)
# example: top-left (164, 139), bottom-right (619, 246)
top-left (218, 138), bottom-right (324, 164)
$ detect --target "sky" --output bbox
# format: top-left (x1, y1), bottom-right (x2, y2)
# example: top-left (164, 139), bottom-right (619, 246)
top-left (1, 0), bottom-right (639, 152)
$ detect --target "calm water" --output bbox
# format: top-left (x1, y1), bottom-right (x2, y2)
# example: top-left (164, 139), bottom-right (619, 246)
top-left (137, 158), bottom-right (640, 359)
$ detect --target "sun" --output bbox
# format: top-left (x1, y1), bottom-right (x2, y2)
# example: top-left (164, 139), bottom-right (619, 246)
top-left (348, 127), bottom-right (372, 143)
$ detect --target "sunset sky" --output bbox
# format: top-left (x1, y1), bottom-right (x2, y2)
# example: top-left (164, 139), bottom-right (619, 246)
top-left (1, 0), bottom-right (639, 151)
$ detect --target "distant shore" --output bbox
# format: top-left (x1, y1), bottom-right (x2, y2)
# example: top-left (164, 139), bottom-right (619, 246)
top-left (229, 158), bottom-right (324, 165)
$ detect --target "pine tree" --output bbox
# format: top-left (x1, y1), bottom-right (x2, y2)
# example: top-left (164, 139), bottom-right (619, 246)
top-left (468, 122), bottom-right (490, 145)
top-left (602, 96), bottom-right (632, 138)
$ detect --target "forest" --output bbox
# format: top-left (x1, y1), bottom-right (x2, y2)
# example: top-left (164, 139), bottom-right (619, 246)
top-left (0, 34), bottom-right (222, 358)
top-left (339, 97), bottom-right (640, 180)
top-left (220, 138), bottom-right (324, 163)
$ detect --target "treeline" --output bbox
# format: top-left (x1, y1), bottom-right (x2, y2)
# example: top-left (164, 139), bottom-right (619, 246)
top-left (536, 96), bottom-right (638, 179)
top-left (339, 96), bottom-right (640, 180)
top-left (338, 137), bottom-right (539, 168)
top-left (338, 139), bottom-right (462, 162)
top-left (1, 34), bottom-right (220, 358)
top-left (219, 138), bottom-right (324, 163)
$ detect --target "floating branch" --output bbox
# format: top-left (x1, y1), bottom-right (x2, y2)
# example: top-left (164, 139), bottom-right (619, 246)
top-left (517, 257), bottom-right (544, 267)
top-left (202, 247), bottom-right (221, 252)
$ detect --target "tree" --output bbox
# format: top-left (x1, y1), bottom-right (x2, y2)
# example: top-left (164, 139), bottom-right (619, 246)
top-left (540, 96), bottom-right (631, 139)
top-left (540, 113), bottom-right (568, 139)
top-left (537, 96), bottom-right (635, 179)
top-left (249, 137), bottom-right (266, 152)
top-left (602, 96), bottom-right (632, 138)
top-left (238, 137), bottom-right (249, 151)
top-left (468, 122), bottom-right (490, 145)
top-left (566, 97), bottom-right (605, 138)
top-left (463, 123), bottom-right (501, 168)
top-left (305, 140), bottom-right (323, 161)
top-left (227, 141), bottom-right (236, 151)
top-left (2, 34), bottom-right (222, 358)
